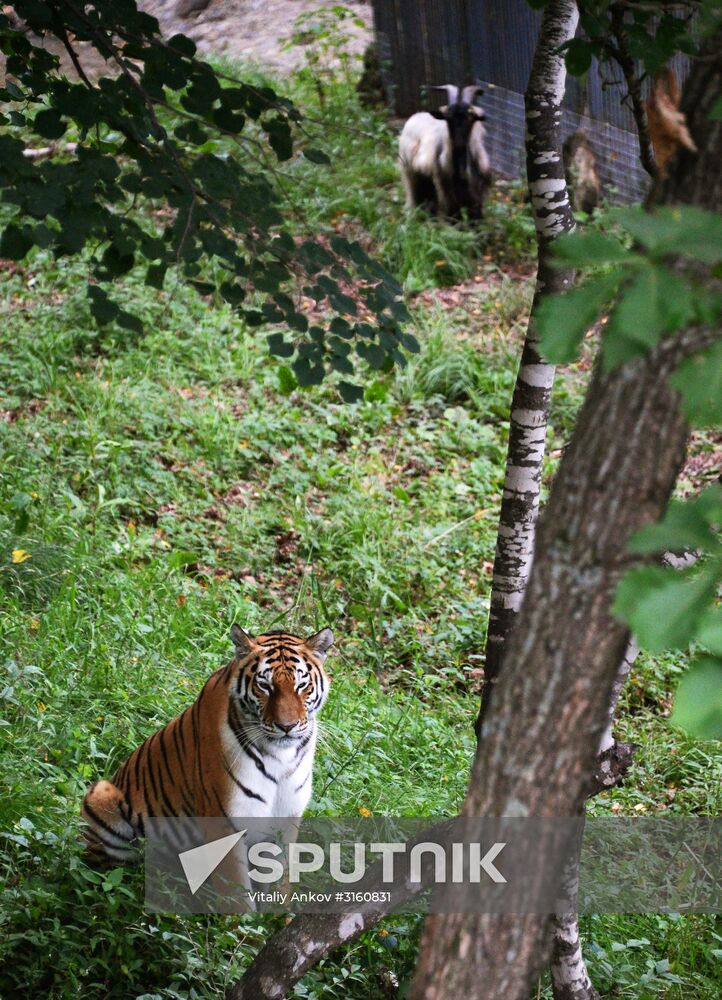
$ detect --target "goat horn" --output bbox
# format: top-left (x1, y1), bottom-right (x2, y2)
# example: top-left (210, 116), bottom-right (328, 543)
top-left (461, 84), bottom-right (483, 104)
top-left (431, 84), bottom-right (459, 105)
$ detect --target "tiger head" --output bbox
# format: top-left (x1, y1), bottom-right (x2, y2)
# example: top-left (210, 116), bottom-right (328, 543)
top-left (229, 624), bottom-right (333, 742)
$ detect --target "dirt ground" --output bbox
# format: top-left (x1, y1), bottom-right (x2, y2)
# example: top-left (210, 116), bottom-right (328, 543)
top-left (141, 0), bottom-right (373, 73)
top-left (0, 1), bottom-right (372, 83)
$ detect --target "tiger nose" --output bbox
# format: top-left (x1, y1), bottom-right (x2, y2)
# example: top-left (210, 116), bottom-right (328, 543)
top-left (276, 722), bottom-right (296, 734)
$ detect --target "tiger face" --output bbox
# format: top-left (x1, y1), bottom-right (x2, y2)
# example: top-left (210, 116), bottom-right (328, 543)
top-left (230, 625), bottom-right (333, 742)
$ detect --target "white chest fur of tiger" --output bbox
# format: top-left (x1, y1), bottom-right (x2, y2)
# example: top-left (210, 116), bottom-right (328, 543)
top-left (81, 625), bottom-right (334, 866)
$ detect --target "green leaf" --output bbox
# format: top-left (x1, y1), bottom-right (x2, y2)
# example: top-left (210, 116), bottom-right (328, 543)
top-left (4, 80), bottom-right (25, 100)
top-left (277, 365), bottom-right (297, 395)
top-left (116, 309), bottom-right (143, 334)
top-left (671, 340), bottom-right (722, 427)
top-left (357, 342), bottom-right (385, 369)
top-left (617, 206), bottom-right (722, 264)
top-left (671, 656), bottom-right (722, 740)
top-left (338, 381), bottom-right (364, 403)
top-left (553, 229), bottom-right (632, 267)
top-left (167, 33), bottom-right (196, 58)
top-left (302, 148), bottom-right (331, 165)
top-left (698, 609), bottom-right (722, 656)
top-left (213, 106), bottom-right (245, 133)
top-left (293, 357), bottom-right (324, 386)
top-left (145, 263), bottom-right (166, 289)
top-left (267, 333), bottom-right (294, 358)
top-left (629, 486), bottom-right (722, 555)
top-left (602, 266), bottom-right (693, 371)
top-left (613, 565), bottom-right (718, 653)
top-left (219, 281), bottom-right (245, 306)
top-left (265, 118), bottom-right (293, 161)
top-left (87, 285), bottom-right (119, 325)
top-left (564, 39), bottom-right (593, 76)
top-left (33, 108), bottom-right (66, 140)
top-left (168, 549), bottom-right (197, 570)
top-left (536, 269), bottom-right (622, 363)
top-left (0, 224), bottom-right (33, 260)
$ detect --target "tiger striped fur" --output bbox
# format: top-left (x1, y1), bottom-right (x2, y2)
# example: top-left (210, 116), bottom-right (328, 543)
top-left (81, 625), bottom-right (333, 866)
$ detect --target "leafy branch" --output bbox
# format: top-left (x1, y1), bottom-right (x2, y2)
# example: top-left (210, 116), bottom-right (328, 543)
top-left (536, 205), bottom-right (722, 394)
top-left (614, 484), bottom-right (722, 740)
top-left (0, 1), bottom-right (415, 400)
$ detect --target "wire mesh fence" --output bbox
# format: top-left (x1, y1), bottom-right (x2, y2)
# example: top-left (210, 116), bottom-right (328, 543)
top-left (372, 0), bottom-right (688, 203)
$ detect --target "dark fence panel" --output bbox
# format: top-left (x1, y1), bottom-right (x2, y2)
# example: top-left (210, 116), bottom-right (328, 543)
top-left (373, 0), bottom-right (688, 204)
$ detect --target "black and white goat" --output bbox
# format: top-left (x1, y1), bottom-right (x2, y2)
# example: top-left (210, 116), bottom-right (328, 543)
top-left (399, 84), bottom-right (492, 220)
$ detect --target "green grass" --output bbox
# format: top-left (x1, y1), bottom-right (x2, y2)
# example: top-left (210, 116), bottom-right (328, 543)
top-left (1, 55), bottom-right (721, 1000)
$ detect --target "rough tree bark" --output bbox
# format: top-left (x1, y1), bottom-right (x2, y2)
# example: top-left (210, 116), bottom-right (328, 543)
top-left (225, 26), bottom-right (722, 1000)
top-left (549, 17), bottom-right (721, 996)
top-left (405, 33), bottom-right (722, 999)
top-left (480, 0), bottom-right (579, 727)
top-left (407, 323), bottom-right (717, 1000)
top-left (548, 638), bottom-right (637, 1000)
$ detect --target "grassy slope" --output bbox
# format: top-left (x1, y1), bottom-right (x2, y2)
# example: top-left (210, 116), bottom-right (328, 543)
top-left (0, 64), bottom-right (721, 1000)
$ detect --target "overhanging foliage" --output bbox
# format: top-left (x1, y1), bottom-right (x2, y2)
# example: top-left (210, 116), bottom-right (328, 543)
top-left (0, 0), bottom-right (416, 400)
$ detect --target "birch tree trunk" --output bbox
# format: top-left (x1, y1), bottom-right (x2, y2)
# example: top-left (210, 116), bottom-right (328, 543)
top-left (480, 0), bottom-right (578, 727)
top-left (479, 3), bottom-right (592, 993)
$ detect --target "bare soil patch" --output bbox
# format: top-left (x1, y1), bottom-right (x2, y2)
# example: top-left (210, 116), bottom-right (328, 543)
top-left (142, 0), bottom-right (372, 74)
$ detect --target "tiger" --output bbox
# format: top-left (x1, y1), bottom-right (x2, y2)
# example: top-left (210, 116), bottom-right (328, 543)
top-left (81, 624), bottom-right (334, 866)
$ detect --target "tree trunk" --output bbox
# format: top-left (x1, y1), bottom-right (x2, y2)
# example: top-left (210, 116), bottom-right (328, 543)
top-left (480, 0), bottom-right (578, 728)
top-left (406, 34), bottom-right (722, 1000)
top-left (480, 2), bottom-right (593, 993)
top-left (226, 910), bottom-right (387, 1000)
top-left (548, 638), bottom-right (637, 1000)
top-left (548, 28), bottom-right (722, 1000)
top-left (549, 526), bottom-right (705, 1000)
top-left (224, 29), bottom-right (721, 1000)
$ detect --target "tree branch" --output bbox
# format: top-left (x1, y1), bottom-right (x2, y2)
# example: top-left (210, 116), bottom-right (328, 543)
top-left (609, 2), bottom-right (658, 178)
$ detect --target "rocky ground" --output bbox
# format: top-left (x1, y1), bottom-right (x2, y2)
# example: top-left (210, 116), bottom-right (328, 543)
top-left (141, 0), bottom-right (373, 73)
top-left (0, 1), bottom-right (373, 82)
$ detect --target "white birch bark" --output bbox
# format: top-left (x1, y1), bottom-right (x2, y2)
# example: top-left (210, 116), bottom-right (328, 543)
top-left (478, 5), bottom-right (612, 997)
top-left (480, 0), bottom-right (578, 727)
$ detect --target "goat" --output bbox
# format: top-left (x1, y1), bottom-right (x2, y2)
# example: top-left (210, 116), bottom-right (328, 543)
top-left (399, 84), bottom-right (492, 220)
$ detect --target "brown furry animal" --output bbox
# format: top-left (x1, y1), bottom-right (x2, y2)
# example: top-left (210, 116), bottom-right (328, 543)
top-left (646, 67), bottom-right (697, 174)
top-left (562, 131), bottom-right (601, 215)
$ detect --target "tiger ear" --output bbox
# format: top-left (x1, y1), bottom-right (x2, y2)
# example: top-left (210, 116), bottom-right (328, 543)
top-left (230, 624), bottom-right (255, 657)
top-left (305, 627), bottom-right (335, 659)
